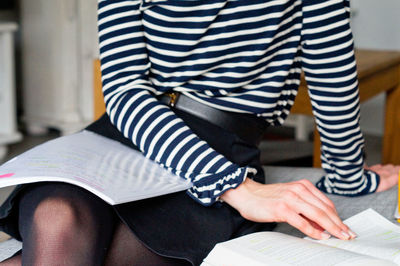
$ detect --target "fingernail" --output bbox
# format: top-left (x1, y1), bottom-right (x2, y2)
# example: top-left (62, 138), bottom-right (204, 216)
top-left (321, 232), bottom-right (331, 240)
top-left (348, 230), bottom-right (357, 238)
top-left (341, 231), bottom-right (351, 239)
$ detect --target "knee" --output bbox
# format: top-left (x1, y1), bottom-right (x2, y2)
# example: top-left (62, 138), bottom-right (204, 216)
top-left (31, 197), bottom-right (81, 236)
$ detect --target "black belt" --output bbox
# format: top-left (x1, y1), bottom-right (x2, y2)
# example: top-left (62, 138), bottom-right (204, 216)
top-left (158, 92), bottom-right (268, 146)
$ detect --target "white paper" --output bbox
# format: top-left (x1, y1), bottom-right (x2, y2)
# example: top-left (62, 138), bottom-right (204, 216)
top-left (203, 209), bottom-right (400, 266)
top-left (0, 131), bottom-right (192, 205)
top-left (202, 231), bottom-right (395, 266)
top-left (312, 209), bottom-right (400, 264)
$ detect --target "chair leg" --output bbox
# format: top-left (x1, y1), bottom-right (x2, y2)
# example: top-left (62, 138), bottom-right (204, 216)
top-left (383, 81), bottom-right (400, 165)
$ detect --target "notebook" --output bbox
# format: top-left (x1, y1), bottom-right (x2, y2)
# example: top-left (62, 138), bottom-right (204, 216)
top-left (0, 131), bottom-right (192, 205)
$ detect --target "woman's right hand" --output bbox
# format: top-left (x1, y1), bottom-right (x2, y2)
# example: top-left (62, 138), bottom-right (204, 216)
top-left (220, 178), bottom-right (356, 241)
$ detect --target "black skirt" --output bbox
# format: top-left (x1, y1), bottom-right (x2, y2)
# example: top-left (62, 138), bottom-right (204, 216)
top-left (0, 110), bottom-right (275, 265)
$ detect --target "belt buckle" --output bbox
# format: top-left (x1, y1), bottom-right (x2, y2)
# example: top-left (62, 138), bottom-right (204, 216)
top-left (165, 92), bottom-right (179, 107)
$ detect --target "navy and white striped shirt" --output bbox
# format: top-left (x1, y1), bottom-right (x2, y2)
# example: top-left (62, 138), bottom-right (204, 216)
top-left (97, 0), bottom-right (379, 206)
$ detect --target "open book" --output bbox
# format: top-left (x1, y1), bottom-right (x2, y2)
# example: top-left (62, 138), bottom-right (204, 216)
top-left (202, 209), bottom-right (400, 266)
top-left (0, 131), bottom-right (192, 205)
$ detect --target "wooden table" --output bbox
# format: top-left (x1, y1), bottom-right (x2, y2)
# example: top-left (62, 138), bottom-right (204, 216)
top-left (292, 49), bottom-right (400, 167)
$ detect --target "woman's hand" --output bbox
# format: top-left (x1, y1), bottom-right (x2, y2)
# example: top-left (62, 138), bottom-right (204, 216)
top-left (366, 164), bottom-right (400, 192)
top-left (220, 178), bottom-right (356, 241)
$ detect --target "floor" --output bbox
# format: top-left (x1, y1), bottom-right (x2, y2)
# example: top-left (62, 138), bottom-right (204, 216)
top-left (0, 128), bottom-right (383, 243)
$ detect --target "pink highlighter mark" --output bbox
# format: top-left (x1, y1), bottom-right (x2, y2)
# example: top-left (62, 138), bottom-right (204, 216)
top-left (0, 173), bottom-right (15, 178)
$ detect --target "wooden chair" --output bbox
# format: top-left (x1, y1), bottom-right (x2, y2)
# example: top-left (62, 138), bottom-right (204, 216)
top-left (93, 59), bottom-right (106, 121)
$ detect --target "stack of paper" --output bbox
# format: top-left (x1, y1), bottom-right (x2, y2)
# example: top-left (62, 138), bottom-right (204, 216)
top-left (0, 131), bottom-right (192, 205)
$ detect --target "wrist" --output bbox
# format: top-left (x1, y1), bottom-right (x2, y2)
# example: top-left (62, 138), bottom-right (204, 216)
top-left (220, 178), bottom-right (256, 209)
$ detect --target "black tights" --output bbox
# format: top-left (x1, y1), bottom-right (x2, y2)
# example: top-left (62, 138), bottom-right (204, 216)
top-left (1, 183), bottom-right (189, 266)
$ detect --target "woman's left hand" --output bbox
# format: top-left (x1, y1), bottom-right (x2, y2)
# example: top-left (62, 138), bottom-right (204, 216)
top-left (365, 164), bottom-right (400, 192)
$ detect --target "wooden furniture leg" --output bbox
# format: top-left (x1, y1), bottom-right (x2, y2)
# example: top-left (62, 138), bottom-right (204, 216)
top-left (382, 81), bottom-right (400, 165)
top-left (93, 60), bottom-right (106, 120)
top-left (313, 129), bottom-right (322, 167)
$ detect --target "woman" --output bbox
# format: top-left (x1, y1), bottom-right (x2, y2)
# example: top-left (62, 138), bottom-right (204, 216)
top-left (1, 0), bottom-right (398, 265)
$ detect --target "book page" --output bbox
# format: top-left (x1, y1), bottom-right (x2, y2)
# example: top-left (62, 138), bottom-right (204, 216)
top-left (311, 209), bottom-right (400, 264)
top-left (202, 231), bottom-right (395, 266)
top-left (0, 131), bottom-right (192, 205)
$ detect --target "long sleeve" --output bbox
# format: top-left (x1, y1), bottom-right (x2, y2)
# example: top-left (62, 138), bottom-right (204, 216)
top-left (97, 0), bottom-right (249, 206)
top-left (300, 0), bottom-right (379, 195)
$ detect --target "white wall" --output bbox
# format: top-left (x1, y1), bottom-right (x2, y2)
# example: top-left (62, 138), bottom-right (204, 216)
top-left (350, 0), bottom-right (400, 136)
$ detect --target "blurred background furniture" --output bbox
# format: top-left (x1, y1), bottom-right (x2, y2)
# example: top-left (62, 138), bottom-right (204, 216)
top-left (292, 49), bottom-right (400, 167)
top-left (0, 22), bottom-right (21, 161)
top-left (93, 59), bottom-right (105, 121)
top-left (19, 0), bottom-right (98, 135)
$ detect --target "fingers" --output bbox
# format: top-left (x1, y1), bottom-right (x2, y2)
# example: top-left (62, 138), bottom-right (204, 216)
top-left (301, 181), bottom-right (350, 232)
top-left (368, 164), bottom-right (397, 173)
top-left (279, 183), bottom-right (354, 240)
top-left (301, 215), bottom-right (324, 232)
top-left (289, 180), bottom-right (347, 233)
top-left (370, 164), bottom-right (384, 172)
top-left (296, 179), bottom-right (337, 212)
top-left (289, 181), bottom-right (340, 225)
top-left (284, 208), bottom-right (331, 240)
top-left (291, 196), bottom-right (354, 240)
top-left (381, 164), bottom-right (400, 173)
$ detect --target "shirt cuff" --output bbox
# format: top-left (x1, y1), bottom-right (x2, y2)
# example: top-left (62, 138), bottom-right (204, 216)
top-left (316, 169), bottom-right (380, 196)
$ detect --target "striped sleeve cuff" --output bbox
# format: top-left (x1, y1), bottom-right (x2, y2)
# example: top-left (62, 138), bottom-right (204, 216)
top-left (186, 166), bottom-right (248, 206)
top-left (316, 169), bottom-right (380, 196)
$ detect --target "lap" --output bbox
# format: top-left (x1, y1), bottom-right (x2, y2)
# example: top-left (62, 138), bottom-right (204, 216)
top-left (16, 182), bottom-right (116, 240)
top-left (17, 182), bottom-right (115, 218)
top-left (1, 111), bottom-right (271, 265)
top-left (2, 181), bottom-right (274, 265)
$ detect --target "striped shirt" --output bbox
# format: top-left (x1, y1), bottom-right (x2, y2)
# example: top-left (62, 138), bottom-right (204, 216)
top-left (97, 0), bottom-right (379, 206)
